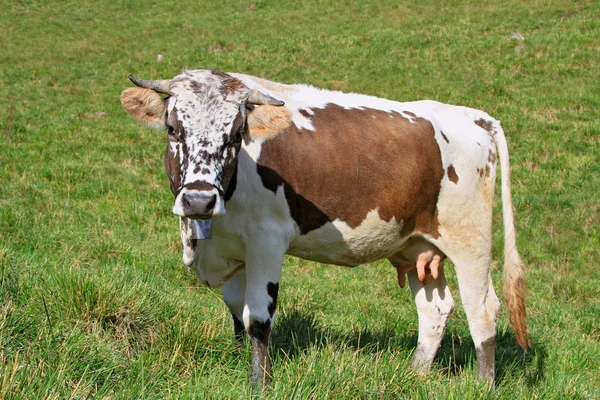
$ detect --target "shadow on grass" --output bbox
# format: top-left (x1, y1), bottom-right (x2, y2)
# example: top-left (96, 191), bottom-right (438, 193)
top-left (435, 329), bottom-right (547, 386)
top-left (271, 309), bottom-right (417, 358)
top-left (270, 308), bottom-right (546, 386)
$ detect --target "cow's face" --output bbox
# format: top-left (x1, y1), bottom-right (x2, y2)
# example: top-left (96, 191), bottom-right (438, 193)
top-left (121, 69), bottom-right (291, 221)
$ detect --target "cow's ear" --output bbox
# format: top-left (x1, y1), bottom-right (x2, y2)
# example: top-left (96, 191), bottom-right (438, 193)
top-left (247, 105), bottom-right (292, 140)
top-left (120, 87), bottom-right (167, 129)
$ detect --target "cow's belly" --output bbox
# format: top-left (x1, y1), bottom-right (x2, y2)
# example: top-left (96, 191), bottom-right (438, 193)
top-left (287, 209), bottom-right (405, 266)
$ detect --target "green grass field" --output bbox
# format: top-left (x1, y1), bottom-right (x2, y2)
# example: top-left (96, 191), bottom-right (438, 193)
top-left (1, 0), bottom-right (599, 398)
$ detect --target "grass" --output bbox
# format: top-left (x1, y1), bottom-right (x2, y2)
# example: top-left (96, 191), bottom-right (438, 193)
top-left (1, 0), bottom-right (599, 398)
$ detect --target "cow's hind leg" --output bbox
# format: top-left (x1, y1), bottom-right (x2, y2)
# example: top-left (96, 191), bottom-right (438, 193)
top-left (390, 241), bottom-right (455, 374)
top-left (222, 271), bottom-right (247, 344)
top-left (390, 255), bottom-right (454, 373)
top-left (407, 265), bottom-right (455, 373)
top-left (441, 248), bottom-right (500, 382)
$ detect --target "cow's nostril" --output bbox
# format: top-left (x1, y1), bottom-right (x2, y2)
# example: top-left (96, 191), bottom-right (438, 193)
top-left (182, 194), bottom-right (192, 208)
top-left (206, 194), bottom-right (216, 211)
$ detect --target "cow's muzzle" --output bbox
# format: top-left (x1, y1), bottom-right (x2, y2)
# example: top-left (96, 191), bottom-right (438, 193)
top-left (181, 192), bottom-right (216, 219)
top-left (173, 185), bottom-right (225, 220)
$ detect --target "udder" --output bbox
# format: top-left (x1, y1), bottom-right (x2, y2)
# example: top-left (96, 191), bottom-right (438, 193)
top-left (389, 237), bottom-right (446, 288)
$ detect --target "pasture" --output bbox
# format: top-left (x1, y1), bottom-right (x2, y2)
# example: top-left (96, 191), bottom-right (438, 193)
top-left (1, 0), bottom-right (598, 398)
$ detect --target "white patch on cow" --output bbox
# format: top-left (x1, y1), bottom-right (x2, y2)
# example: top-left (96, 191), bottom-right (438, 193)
top-left (242, 304), bottom-right (252, 328)
top-left (288, 208), bottom-right (405, 266)
top-left (213, 191), bottom-right (226, 216)
top-left (242, 137), bottom-right (265, 162)
top-left (167, 96), bottom-right (177, 114)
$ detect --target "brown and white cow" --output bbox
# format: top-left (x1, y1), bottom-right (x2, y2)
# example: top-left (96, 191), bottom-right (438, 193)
top-left (121, 69), bottom-right (530, 385)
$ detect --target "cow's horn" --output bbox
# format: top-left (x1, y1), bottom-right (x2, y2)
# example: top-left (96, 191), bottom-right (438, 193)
top-left (128, 75), bottom-right (172, 94)
top-left (247, 90), bottom-right (285, 106)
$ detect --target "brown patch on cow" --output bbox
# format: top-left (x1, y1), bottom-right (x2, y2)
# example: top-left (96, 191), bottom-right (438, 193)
top-left (200, 70), bottom-right (246, 98)
top-left (403, 111), bottom-right (417, 118)
top-left (247, 105), bottom-right (292, 140)
top-left (121, 87), bottom-right (167, 129)
top-left (298, 109), bottom-right (312, 118)
top-left (221, 76), bottom-right (246, 97)
top-left (185, 181), bottom-right (217, 192)
top-left (440, 131), bottom-right (450, 144)
top-left (488, 149), bottom-right (497, 164)
top-left (476, 165), bottom-right (491, 178)
top-left (256, 104), bottom-right (444, 238)
top-left (475, 118), bottom-right (493, 133)
top-left (189, 80), bottom-right (204, 94)
top-left (475, 118), bottom-right (497, 146)
top-left (447, 164), bottom-right (459, 184)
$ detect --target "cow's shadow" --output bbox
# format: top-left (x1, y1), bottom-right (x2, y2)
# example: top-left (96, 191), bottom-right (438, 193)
top-left (270, 308), bottom-right (545, 386)
top-left (270, 309), bottom-right (413, 356)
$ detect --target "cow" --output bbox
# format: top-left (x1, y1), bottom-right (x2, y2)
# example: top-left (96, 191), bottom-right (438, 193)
top-left (120, 69), bottom-right (530, 385)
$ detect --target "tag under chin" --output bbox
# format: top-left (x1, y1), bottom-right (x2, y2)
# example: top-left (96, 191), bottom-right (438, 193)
top-left (191, 219), bottom-right (212, 240)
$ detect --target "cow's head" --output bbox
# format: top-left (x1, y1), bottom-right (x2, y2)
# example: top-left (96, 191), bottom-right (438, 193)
top-left (120, 69), bottom-right (291, 226)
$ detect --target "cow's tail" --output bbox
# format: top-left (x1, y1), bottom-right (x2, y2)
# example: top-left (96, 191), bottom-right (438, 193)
top-left (493, 121), bottom-right (531, 351)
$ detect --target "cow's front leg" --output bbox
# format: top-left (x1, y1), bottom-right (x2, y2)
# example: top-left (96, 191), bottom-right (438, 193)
top-left (222, 271), bottom-right (247, 345)
top-left (243, 244), bottom-right (284, 386)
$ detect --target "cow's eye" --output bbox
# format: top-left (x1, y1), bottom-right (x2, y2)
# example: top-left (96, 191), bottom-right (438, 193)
top-left (167, 125), bottom-right (177, 138)
top-left (234, 128), bottom-right (243, 142)
top-left (231, 112), bottom-right (245, 143)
